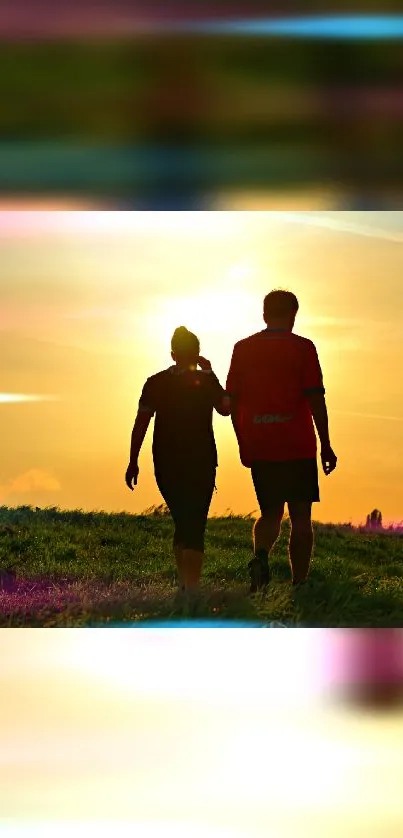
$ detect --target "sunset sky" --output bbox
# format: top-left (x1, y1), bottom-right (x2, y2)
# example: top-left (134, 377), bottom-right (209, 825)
top-left (1, 210), bottom-right (402, 525)
top-left (1, 629), bottom-right (403, 838)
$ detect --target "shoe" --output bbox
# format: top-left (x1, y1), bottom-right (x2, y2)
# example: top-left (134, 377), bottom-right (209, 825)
top-left (172, 586), bottom-right (201, 616)
top-left (248, 550), bottom-right (271, 593)
top-left (176, 588), bottom-right (203, 619)
top-left (172, 584), bottom-right (185, 606)
top-left (292, 578), bottom-right (308, 589)
top-left (0, 568), bottom-right (17, 592)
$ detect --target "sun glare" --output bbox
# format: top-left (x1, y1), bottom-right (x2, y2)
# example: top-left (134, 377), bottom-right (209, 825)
top-left (148, 287), bottom-right (258, 358)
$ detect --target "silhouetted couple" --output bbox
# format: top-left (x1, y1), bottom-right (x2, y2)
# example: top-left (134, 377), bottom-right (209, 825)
top-left (125, 290), bottom-right (337, 599)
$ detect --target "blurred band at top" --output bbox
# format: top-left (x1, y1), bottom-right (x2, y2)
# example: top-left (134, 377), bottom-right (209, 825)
top-left (0, 1), bottom-right (402, 209)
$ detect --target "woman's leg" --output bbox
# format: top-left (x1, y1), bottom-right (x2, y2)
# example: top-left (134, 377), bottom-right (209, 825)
top-left (179, 467), bottom-right (216, 592)
top-left (155, 469), bottom-right (186, 590)
top-left (182, 547), bottom-right (205, 591)
top-left (155, 465), bottom-right (215, 592)
top-left (173, 539), bottom-right (185, 589)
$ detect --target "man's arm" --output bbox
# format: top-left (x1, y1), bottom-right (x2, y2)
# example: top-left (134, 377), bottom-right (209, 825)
top-left (306, 391), bottom-right (330, 448)
top-left (306, 391), bottom-right (337, 475)
top-left (302, 341), bottom-right (337, 475)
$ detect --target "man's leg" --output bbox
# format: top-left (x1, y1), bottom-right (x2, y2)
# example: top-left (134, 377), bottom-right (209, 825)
top-left (248, 504), bottom-right (284, 592)
top-left (249, 462), bottom-right (285, 592)
top-left (253, 504), bottom-right (285, 555)
top-left (287, 501), bottom-right (314, 585)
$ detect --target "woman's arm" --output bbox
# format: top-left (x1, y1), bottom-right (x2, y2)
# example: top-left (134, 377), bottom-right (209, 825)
top-left (125, 408), bottom-right (153, 490)
top-left (230, 395), bottom-right (241, 440)
top-left (198, 356), bottom-right (232, 416)
top-left (129, 409), bottom-right (153, 463)
top-left (215, 393), bottom-right (232, 416)
top-left (226, 343), bottom-right (242, 434)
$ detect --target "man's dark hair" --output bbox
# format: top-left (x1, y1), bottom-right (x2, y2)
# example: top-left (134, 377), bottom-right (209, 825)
top-left (171, 326), bottom-right (200, 359)
top-left (263, 289), bottom-right (299, 320)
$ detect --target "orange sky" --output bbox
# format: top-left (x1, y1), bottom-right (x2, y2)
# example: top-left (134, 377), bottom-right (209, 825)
top-left (1, 210), bottom-right (402, 525)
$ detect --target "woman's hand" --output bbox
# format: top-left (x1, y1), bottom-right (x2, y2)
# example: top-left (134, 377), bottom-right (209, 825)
top-left (198, 356), bottom-right (212, 371)
top-left (125, 461), bottom-right (139, 490)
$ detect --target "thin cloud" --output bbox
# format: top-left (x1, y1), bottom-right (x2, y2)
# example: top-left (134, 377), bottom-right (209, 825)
top-left (0, 469), bottom-right (61, 500)
top-left (272, 212), bottom-right (403, 244)
top-left (11, 469), bottom-right (61, 493)
top-left (333, 409), bottom-right (403, 423)
top-left (0, 393), bottom-right (61, 404)
top-left (66, 307), bottom-right (119, 320)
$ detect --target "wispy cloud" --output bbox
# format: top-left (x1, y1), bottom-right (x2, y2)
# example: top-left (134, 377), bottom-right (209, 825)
top-left (0, 393), bottom-right (61, 404)
top-left (302, 316), bottom-right (362, 328)
top-left (272, 212), bottom-right (403, 244)
top-left (10, 469), bottom-right (61, 493)
top-left (0, 468), bottom-right (61, 501)
top-left (66, 307), bottom-right (119, 320)
top-left (333, 409), bottom-right (403, 423)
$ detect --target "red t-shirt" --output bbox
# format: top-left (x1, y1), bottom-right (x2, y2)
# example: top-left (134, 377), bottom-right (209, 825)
top-left (226, 329), bottom-right (325, 465)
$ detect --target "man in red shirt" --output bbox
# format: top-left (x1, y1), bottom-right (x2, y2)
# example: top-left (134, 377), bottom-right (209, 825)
top-left (226, 290), bottom-right (337, 593)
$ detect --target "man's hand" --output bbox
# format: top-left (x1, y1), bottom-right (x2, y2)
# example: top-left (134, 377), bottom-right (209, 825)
top-left (125, 461), bottom-right (139, 490)
top-left (321, 444), bottom-right (337, 475)
top-left (198, 356), bottom-right (212, 371)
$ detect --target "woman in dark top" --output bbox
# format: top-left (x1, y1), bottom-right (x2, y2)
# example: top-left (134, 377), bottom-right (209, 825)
top-left (125, 327), bottom-right (231, 595)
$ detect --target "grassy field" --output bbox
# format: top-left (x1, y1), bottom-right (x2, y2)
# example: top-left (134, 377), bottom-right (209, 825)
top-left (0, 505), bottom-right (402, 627)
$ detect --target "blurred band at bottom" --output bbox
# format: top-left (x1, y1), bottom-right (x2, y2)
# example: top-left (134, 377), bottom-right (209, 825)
top-left (325, 630), bottom-right (403, 711)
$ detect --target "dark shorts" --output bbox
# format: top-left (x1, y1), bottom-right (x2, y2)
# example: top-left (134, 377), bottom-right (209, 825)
top-left (251, 458), bottom-right (320, 512)
top-left (154, 462), bottom-right (216, 552)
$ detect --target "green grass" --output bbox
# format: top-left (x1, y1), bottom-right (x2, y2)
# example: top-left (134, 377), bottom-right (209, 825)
top-left (0, 505), bottom-right (402, 627)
